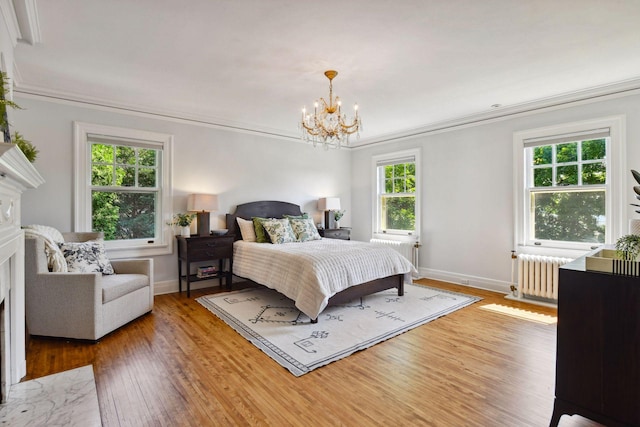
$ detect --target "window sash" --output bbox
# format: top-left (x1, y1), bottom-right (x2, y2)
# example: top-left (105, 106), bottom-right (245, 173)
top-left (372, 149), bottom-right (420, 238)
top-left (75, 122), bottom-right (174, 257)
top-left (514, 115), bottom-right (624, 254)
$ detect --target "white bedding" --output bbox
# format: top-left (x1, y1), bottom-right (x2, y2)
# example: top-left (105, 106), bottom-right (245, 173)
top-left (233, 238), bottom-right (416, 319)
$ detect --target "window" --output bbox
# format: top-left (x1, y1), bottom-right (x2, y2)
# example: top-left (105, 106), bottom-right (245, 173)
top-left (74, 122), bottom-right (173, 257)
top-left (373, 149), bottom-right (420, 238)
top-left (514, 116), bottom-right (625, 253)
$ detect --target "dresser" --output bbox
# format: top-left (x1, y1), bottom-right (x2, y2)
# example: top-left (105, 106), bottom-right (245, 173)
top-left (550, 252), bottom-right (640, 426)
top-left (176, 234), bottom-right (234, 297)
top-left (318, 228), bottom-right (350, 240)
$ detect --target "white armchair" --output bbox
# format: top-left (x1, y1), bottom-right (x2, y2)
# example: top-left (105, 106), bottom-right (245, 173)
top-left (25, 232), bottom-right (154, 341)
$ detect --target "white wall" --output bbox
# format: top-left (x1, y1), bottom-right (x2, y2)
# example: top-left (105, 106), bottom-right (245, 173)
top-left (12, 96), bottom-right (352, 287)
top-left (11, 82), bottom-right (640, 296)
top-left (351, 92), bottom-right (640, 293)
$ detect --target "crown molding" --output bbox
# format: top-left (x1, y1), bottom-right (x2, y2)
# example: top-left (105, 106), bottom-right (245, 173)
top-left (12, 74), bottom-right (640, 150)
top-left (351, 77), bottom-right (640, 149)
top-left (12, 0), bottom-right (41, 45)
top-left (13, 82), bottom-right (302, 142)
top-left (0, 0), bottom-right (21, 47)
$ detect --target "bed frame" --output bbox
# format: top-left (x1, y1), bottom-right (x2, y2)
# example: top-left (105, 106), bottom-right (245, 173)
top-left (226, 200), bottom-right (404, 322)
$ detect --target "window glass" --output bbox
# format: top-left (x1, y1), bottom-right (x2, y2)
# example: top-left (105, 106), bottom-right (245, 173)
top-left (375, 151), bottom-right (419, 236)
top-left (527, 137), bottom-right (608, 245)
top-left (90, 141), bottom-right (161, 241)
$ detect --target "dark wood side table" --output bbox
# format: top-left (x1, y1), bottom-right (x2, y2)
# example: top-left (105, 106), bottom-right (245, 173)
top-left (176, 234), bottom-right (234, 297)
top-left (318, 228), bottom-right (351, 240)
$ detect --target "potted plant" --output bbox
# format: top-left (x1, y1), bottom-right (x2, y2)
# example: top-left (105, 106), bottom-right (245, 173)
top-left (615, 234), bottom-right (640, 261)
top-left (12, 131), bottom-right (38, 163)
top-left (168, 213), bottom-right (196, 237)
top-left (630, 169), bottom-right (640, 234)
top-left (0, 72), bottom-right (38, 162)
top-left (333, 209), bottom-right (345, 228)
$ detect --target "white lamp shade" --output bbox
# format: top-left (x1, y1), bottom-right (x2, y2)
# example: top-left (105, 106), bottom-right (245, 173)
top-left (318, 197), bottom-right (341, 211)
top-left (187, 194), bottom-right (219, 212)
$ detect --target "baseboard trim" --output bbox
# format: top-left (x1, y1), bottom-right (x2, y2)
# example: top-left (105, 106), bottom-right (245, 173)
top-left (154, 276), bottom-right (246, 295)
top-left (418, 267), bottom-right (512, 295)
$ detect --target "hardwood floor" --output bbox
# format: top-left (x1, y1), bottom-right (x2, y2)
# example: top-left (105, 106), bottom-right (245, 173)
top-left (25, 279), bottom-right (603, 427)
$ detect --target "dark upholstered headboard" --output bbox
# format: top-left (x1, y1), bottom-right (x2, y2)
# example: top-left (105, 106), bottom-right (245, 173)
top-left (225, 201), bottom-right (303, 240)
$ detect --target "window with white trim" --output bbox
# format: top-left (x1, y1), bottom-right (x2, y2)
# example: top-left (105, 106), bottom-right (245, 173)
top-left (514, 116), bottom-right (625, 252)
top-left (74, 122), bottom-right (173, 257)
top-left (373, 149), bottom-right (420, 238)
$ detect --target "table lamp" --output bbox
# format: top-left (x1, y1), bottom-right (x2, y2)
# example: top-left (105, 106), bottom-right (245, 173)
top-left (318, 197), bottom-right (341, 229)
top-left (187, 194), bottom-right (219, 236)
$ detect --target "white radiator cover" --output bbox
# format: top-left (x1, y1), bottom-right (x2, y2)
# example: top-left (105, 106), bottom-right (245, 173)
top-left (517, 254), bottom-right (574, 301)
top-left (369, 239), bottom-right (419, 269)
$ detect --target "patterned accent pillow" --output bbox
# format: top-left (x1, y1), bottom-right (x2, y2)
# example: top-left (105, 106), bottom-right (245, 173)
top-left (236, 217), bottom-right (257, 242)
top-left (252, 217), bottom-right (273, 243)
top-left (261, 218), bottom-right (297, 244)
top-left (288, 217), bottom-right (321, 242)
top-left (283, 213), bottom-right (309, 219)
top-left (58, 241), bottom-right (115, 275)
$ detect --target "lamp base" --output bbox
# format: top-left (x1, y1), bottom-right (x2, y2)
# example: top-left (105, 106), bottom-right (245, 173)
top-left (196, 211), bottom-right (210, 236)
top-left (324, 211), bottom-right (331, 229)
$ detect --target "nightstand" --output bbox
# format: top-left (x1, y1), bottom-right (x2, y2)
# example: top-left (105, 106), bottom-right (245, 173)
top-left (176, 234), bottom-right (234, 297)
top-left (318, 228), bottom-right (351, 240)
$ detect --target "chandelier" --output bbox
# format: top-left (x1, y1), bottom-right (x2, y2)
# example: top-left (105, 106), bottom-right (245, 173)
top-left (300, 70), bottom-right (361, 149)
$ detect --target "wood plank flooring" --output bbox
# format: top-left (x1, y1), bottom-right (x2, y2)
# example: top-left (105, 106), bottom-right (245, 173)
top-left (25, 279), bottom-right (603, 426)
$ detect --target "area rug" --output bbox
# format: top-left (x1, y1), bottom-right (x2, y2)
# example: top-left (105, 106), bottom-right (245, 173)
top-left (197, 283), bottom-right (480, 376)
top-left (479, 303), bottom-right (557, 324)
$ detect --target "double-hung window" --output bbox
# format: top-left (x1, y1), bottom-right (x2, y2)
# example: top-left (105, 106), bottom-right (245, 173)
top-left (515, 116), bottom-right (625, 252)
top-left (74, 122), bottom-right (173, 257)
top-left (373, 149), bottom-right (420, 239)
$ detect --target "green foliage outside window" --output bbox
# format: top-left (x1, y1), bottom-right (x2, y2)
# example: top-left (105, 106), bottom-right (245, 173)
top-left (530, 138), bottom-right (607, 243)
top-left (381, 162), bottom-right (416, 231)
top-left (91, 142), bottom-right (159, 240)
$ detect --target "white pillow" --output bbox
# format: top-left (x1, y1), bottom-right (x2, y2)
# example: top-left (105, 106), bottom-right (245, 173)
top-left (58, 240), bottom-right (115, 275)
top-left (23, 224), bottom-right (68, 272)
top-left (237, 217), bottom-right (257, 242)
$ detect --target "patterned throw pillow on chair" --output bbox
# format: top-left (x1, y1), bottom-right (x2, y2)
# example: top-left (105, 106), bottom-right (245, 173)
top-left (58, 241), bottom-right (115, 275)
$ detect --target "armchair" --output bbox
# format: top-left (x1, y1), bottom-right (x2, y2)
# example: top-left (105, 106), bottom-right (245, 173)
top-left (25, 232), bottom-right (154, 341)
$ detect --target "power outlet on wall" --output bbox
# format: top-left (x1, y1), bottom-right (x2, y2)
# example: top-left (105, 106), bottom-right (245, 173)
top-left (460, 279), bottom-right (469, 285)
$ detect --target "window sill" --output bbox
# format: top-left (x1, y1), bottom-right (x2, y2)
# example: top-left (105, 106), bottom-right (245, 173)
top-left (105, 243), bottom-right (171, 259)
top-left (516, 244), bottom-right (592, 260)
top-left (372, 233), bottom-right (419, 243)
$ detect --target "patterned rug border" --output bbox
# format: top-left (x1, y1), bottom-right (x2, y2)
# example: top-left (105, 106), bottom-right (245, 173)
top-left (197, 283), bottom-right (481, 376)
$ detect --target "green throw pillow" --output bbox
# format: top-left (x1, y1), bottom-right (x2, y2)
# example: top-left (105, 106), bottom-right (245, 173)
top-left (283, 213), bottom-right (309, 219)
top-left (252, 217), bottom-right (272, 243)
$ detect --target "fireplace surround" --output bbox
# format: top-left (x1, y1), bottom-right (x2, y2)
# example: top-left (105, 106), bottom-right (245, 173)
top-left (0, 144), bottom-right (44, 402)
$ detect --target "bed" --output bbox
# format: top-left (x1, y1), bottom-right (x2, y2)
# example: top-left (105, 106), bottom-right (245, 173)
top-left (226, 201), bottom-right (416, 322)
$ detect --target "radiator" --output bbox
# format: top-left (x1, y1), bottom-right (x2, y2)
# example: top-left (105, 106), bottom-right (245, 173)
top-left (517, 254), bottom-right (573, 301)
top-left (370, 239), bottom-right (419, 269)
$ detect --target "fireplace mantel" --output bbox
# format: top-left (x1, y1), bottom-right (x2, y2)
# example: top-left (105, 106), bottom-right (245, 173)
top-left (0, 144), bottom-right (44, 401)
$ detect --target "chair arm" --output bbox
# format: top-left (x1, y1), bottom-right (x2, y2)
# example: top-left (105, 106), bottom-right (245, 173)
top-left (25, 272), bottom-right (103, 339)
top-left (110, 258), bottom-right (153, 277)
top-left (30, 272), bottom-right (102, 303)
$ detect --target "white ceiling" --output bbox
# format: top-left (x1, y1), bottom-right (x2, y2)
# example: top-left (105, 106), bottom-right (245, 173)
top-left (11, 0), bottom-right (640, 145)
